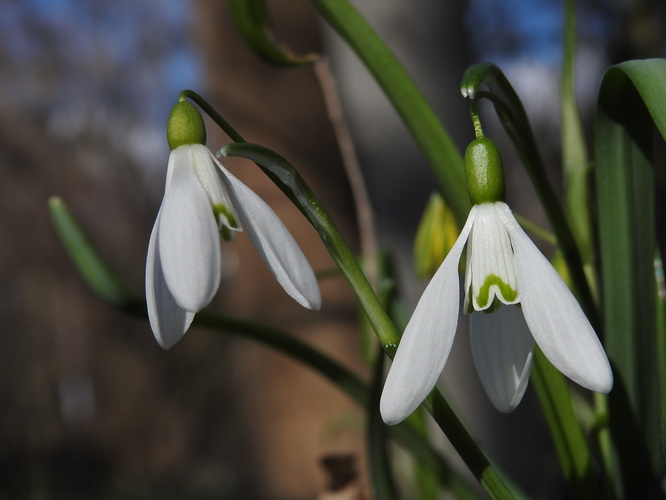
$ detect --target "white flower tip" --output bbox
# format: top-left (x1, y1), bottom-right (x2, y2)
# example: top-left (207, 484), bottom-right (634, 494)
top-left (155, 334), bottom-right (179, 351)
top-left (147, 294), bottom-right (195, 351)
top-left (580, 363), bottom-right (614, 394)
top-left (295, 286), bottom-right (322, 311)
top-left (379, 392), bottom-right (412, 426)
top-left (461, 86), bottom-right (474, 99)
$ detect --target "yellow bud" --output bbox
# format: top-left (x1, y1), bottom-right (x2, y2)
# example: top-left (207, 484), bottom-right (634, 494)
top-left (414, 193), bottom-right (459, 278)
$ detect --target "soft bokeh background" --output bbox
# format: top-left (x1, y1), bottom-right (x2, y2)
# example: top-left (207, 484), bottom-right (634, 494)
top-left (1, 0), bottom-right (663, 498)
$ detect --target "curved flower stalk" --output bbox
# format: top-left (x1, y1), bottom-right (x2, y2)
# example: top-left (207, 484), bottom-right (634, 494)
top-left (381, 137), bottom-right (612, 425)
top-left (146, 100), bottom-right (321, 349)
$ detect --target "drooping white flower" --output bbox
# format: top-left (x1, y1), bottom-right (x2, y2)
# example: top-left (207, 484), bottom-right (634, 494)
top-left (146, 101), bottom-right (320, 349)
top-left (380, 138), bottom-right (613, 425)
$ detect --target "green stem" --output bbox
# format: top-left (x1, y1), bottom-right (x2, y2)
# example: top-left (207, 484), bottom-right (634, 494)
top-left (470, 97), bottom-right (485, 139)
top-left (220, 142), bottom-right (401, 351)
top-left (179, 89), bottom-right (245, 143)
top-left (310, 0), bottom-right (470, 226)
top-left (50, 186), bottom-right (489, 498)
top-left (422, 390), bottom-right (514, 500)
top-left (367, 349), bottom-right (398, 500)
top-left (531, 349), bottom-right (602, 499)
top-left (561, 0), bottom-right (594, 275)
top-left (218, 142), bottom-right (515, 499)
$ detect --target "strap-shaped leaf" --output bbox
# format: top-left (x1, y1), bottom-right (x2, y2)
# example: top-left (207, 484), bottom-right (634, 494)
top-left (595, 58), bottom-right (666, 497)
top-left (48, 197), bottom-right (139, 309)
top-left (228, 0), bottom-right (316, 67)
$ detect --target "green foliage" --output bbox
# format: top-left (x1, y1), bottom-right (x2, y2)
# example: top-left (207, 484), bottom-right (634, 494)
top-left (595, 58), bottom-right (666, 497)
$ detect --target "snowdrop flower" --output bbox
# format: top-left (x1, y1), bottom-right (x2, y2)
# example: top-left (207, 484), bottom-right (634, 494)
top-left (381, 137), bottom-right (612, 425)
top-left (146, 100), bottom-right (321, 349)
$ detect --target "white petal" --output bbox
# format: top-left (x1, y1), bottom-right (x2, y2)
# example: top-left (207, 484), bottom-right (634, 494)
top-left (465, 203), bottom-right (519, 312)
top-left (379, 210), bottom-right (476, 425)
top-left (470, 305), bottom-right (534, 412)
top-left (499, 204), bottom-right (613, 393)
top-left (145, 212), bottom-right (195, 349)
top-left (216, 163), bottom-right (321, 310)
top-left (158, 147), bottom-right (222, 312)
top-left (189, 145), bottom-right (241, 234)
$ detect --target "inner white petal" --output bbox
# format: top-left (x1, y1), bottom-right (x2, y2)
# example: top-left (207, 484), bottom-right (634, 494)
top-left (465, 202), bottom-right (519, 312)
top-left (470, 305), bottom-right (534, 412)
top-left (189, 145), bottom-right (242, 234)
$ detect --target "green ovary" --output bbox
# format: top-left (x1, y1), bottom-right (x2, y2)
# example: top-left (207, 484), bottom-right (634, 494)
top-left (474, 273), bottom-right (518, 310)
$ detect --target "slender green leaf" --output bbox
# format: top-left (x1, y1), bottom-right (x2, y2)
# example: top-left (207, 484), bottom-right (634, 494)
top-left (48, 196), bottom-right (140, 309)
top-left (227, 0), bottom-right (316, 66)
top-left (561, 0), bottom-right (594, 281)
top-left (531, 349), bottom-right (601, 499)
top-left (595, 58), bottom-right (666, 497)
top-left (310, 0), bottom-right (470, 226)
top-left (404, 409), bottom-right (448, 500)
top-left (367, 349), bottom-right (398, 500)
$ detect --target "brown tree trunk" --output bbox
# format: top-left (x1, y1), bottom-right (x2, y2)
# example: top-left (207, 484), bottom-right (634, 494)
top-left (192, 1), bottom-right (367, 497)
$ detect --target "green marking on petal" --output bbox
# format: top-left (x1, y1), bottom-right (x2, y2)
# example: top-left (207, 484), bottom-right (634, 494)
top-left (212, 203), bottom-right (240, 242)
top-left (474, 273), bottom-right (518, 310)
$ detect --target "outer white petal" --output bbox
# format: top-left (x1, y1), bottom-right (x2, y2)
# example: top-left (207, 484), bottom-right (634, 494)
top-left (379, 209), bottom-right (477, 425)
top-left (145, 212), bottom-right (195, 349)
top-left (215, 162), bottom-right (321, 310)
top-left (470, 305), bottom-right (534, 412)
top-left (158, 147), bottom-right (222, 312)
top-left (499, 203), bottom-right (613, 393)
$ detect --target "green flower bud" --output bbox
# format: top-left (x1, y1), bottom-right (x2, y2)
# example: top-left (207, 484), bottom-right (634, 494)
top-left (167, 100), bottom-right (206, 150)
top-left (414, 193), bottom-right (459, 278)
top-left (464, 137), bottom-right (505, 205)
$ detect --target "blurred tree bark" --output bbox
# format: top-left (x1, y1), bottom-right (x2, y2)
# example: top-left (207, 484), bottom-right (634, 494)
top-left (192, 1), bottom-right (366, 498)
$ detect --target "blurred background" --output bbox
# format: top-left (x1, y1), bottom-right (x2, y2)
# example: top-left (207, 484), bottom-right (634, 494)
top-left (1, 0), bottom-right (664, 498)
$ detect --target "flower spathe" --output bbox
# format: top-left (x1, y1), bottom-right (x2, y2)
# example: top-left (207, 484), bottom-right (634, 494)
top-left (146, 143), bottom-right (321, 349)
top-left (380, 201), bottom-right (613, 425)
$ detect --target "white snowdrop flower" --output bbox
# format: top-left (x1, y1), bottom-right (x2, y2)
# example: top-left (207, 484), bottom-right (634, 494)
top-left (380, 137), bottom-right (612, 425)
top-left (146, 101), bottom-right (321, 349)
